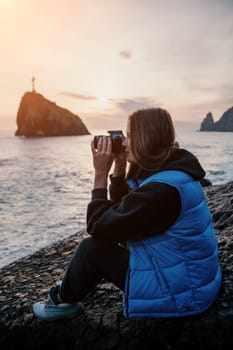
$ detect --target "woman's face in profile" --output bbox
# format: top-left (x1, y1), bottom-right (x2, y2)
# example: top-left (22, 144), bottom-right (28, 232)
top-left (123, 118), bottom-right (135, 163)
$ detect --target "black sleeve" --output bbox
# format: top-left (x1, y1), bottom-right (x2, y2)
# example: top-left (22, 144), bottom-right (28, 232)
top-left (86, 182), bottom-right (181, 242)
top-left (109, 175), bottom-right (129, 202)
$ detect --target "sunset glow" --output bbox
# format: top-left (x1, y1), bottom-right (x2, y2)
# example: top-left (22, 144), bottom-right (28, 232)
top-left (96, 94), bottom-right (109, 109)
top-left (0, 0), bottom-right (16, 8)
top-left (0, 0), bottom-right (233, 130)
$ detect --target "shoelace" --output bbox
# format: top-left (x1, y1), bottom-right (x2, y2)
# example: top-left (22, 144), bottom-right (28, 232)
top-left (49, 285), bottom-right (61, 305)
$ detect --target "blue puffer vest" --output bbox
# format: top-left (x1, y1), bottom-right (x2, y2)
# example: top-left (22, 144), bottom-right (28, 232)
top-left (123, 170), bottom-right (221, 318)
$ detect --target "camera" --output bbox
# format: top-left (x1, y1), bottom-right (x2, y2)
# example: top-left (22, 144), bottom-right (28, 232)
top-left (94, 130), bottom-right (125, 153)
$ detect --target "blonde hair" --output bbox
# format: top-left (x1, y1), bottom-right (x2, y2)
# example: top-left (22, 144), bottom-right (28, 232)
top-left (129, 108), bottom-right (176, 172)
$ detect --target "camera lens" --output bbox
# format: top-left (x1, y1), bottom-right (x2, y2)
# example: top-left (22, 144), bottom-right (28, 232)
top-left (93, 130), bottom-right (124, 153)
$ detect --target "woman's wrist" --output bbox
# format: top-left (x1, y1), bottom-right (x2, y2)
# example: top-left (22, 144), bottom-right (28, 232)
top-left (112, 160), bottom-right (126, 177)
top-left (93, 171), bottom-right (108, 189)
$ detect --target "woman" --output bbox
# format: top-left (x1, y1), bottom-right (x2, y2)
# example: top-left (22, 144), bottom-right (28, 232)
top-left (33, 108), bottom-right (221, 321)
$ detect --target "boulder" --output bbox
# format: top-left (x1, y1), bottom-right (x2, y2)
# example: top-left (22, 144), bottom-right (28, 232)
top-left (200, 107), bottom-right (233, 132)
top-left (15, 92), bottom-right (90, 137)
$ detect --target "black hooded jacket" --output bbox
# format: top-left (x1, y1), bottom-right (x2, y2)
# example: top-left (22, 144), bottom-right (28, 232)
top-left (86, 149), bottom-right (206, 242)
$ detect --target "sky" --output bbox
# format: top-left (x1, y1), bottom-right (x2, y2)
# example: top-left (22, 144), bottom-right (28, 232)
top-left (0, 0), bottom-right (233, 131)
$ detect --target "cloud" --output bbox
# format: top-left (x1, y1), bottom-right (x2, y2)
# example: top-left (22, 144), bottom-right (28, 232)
top-left (186, 82), bottom-right (233, 105)
top-left (119, 50), bottom-right (133, 59)
top-left (183, 84), bottom-right (233, 121)
top-left (60, 91), bottom-right (97, 101)
top-left (110, 97), bottom-right (157, 113)
top-left (60, 91), bottom-right (158, 115)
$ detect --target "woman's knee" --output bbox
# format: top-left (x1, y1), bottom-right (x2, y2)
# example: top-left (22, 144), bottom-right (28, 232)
top-left (77, 236), bottom-right (118, 263)
top-left (76, 236), bottom-right (102, 257)
top-left (77, 236), bottom-right (93, 249)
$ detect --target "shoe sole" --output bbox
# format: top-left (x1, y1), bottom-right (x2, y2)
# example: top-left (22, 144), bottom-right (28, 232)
top-left (33, 303), bottom-right (84, 322)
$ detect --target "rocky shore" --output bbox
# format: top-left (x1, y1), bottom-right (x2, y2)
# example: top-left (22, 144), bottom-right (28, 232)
top-left (0, 182), bottom-right (233, 350)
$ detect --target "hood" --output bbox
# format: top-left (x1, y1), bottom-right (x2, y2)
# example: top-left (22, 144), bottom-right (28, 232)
top-left (127, 148), bottom-right (206, 181)
top-left (161, 148), bottom-right (206, 180)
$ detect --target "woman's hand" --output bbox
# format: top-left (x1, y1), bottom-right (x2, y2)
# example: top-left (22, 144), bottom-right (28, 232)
top-left (91, 136), bottom-right (114, 189)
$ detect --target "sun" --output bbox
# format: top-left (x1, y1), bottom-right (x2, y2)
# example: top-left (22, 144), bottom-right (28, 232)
top-left (96, 94), bottom-right (109, 109)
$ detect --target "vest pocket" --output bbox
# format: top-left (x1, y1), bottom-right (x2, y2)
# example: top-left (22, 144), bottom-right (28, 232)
top-left (151, 257), bottom-right (170, 296)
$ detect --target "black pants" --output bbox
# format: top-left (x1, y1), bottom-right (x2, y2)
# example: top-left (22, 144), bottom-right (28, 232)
top-left (60, 236), bottom-right (130, 303)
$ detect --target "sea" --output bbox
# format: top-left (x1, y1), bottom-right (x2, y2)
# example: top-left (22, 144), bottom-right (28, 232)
top-left (0, 121), bottom-right (233, 269)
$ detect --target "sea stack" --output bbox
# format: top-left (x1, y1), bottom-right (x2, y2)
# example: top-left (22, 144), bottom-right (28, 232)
top-left (15, 91), bottom-right (90, 137)
top-left (200, 106), bottom-right (233, 132)
top-left (200, 112), bottom-right (215, 131)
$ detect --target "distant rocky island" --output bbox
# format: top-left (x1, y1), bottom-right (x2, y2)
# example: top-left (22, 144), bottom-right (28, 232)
top-left (200, 106), bottom-right (233, 132)
top-left (15, 91), bottom-right (90, 137)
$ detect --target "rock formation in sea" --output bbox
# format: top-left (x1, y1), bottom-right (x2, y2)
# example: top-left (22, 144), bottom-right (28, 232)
top-left (200, 112), bottom-right (215, 131)
top-left (200, 106), bottom-right (233, 132)
top-left (15, 91), bottom-right (90, 137)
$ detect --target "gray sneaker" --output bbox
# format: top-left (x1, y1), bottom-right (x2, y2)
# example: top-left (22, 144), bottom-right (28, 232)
top-left (33, 282), bottom-right (84, 321)
top-left (33, 300), bottom-right (84, 321)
